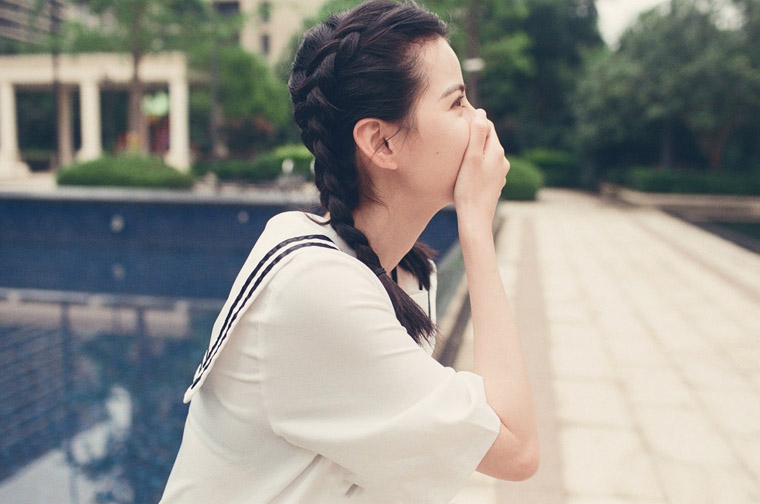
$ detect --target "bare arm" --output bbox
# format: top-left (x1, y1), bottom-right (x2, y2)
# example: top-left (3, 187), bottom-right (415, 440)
top-left (453, 109), bottom-right (539, 481)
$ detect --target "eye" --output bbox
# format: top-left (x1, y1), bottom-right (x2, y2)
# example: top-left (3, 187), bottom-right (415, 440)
top-left (452, 95), bottom-right (465, 109)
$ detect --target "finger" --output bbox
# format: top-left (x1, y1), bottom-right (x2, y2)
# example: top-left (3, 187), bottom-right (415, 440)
top-left (484, 120), bottom-right (505, 161)
top-left (465, 109), bottom-right (490, 160)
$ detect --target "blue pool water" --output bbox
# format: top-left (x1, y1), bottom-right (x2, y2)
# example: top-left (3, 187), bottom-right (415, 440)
top-left (0, 189), bottom-right (460, 503)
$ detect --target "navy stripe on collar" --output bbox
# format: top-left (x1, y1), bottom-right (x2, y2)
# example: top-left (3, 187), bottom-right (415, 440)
top-left (189, 234), bottom-right (338, 391)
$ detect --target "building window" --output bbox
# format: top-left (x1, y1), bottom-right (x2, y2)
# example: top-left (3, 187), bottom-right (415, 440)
top-left (259, 1), bottom-right (271, 23)
top-left (214, 1), bottom-right (240, 17)
top-left (213, 1), bottom-right (240, 44)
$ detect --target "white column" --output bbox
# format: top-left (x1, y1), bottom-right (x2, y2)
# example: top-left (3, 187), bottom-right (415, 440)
top-left (0, 81), bottom-right (28, 177)
top-left (57, 86), bottom-right (74, 167)
top-left (77, 79), bottom-right (102, 162)
top-left (165, 77), bottom-right (190, 172)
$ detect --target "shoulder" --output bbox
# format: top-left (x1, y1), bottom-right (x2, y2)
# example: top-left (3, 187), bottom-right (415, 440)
top-left (268, 244), bottom-right (383, 303)
top-left (259, 211), bottom-right (328, 244)
top-left (257, 244), bottom-right (400, 341)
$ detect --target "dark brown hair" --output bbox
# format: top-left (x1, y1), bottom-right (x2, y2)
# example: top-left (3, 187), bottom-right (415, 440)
top-left (288, 0), bottom-right (447, 344)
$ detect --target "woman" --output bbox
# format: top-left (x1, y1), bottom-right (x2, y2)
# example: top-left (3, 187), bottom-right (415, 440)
top-left (160, 1), bottom-right (538, 502)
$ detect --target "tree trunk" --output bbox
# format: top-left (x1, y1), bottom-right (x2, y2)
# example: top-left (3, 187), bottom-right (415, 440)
top-left (658, 119), bottom-right (674, 171)
top-left (210, 39), bottom-right (222, 162)
top-left (699, 121), bottom-right (740, 172)
top-left (127, 3), bottom-right (148, 155)
top-left (127, 50), bottom-right (148, 154)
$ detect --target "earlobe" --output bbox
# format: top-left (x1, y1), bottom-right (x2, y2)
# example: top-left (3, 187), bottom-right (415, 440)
top-left (353, 118), bottom-right (398, 171)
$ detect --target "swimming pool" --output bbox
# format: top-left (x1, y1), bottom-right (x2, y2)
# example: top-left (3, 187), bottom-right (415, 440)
top-left (0, 188), bottom-right (461, 503)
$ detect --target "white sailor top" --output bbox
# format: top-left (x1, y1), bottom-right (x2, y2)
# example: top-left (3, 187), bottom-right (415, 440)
top-left (160, 211), bottom-right (500, 504)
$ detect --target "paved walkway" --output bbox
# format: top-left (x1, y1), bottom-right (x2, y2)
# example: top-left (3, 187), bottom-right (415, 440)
top-left (452, 189), bottom-right (760, 504)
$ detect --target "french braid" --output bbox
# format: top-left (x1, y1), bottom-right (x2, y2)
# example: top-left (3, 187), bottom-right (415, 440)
top-left (289, 0), bottom-right (446, 344)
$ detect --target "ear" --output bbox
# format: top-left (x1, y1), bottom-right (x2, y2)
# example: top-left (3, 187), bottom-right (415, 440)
top-left (353, 118), bottom-right (398, 171)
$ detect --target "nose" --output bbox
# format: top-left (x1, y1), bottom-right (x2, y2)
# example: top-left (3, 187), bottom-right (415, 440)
top-left (465, 106), bottom-right (486, 122)
top-left (464, 104), bottom-right (475, 121)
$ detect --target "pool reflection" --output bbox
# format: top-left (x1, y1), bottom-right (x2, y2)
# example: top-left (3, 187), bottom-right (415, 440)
top-left (0, 195), bottom-right (460, 503)
top-left (0, 297), bottom-right (216, 503)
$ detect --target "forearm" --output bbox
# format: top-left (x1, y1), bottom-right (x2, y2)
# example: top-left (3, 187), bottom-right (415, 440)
top-left (459, 218), bottom-right (537, 445)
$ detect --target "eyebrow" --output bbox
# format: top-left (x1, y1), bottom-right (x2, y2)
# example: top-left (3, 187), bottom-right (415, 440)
top-left (439, 83), bottom-right (466, 100)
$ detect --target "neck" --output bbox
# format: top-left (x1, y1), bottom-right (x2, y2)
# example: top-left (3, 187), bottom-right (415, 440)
top-left (352, 195), bottom-right (442, 273)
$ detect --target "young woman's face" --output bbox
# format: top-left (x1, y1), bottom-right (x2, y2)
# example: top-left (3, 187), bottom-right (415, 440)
top-left (392, 36), bottom-right (476, 207)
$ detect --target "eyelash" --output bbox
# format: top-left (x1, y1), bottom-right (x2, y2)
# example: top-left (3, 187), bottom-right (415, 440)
top-left (452, 96), bottom-right (465, 109)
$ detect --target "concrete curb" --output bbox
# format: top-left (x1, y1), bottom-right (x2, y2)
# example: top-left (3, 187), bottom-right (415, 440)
top-left (599, 182), bottom-right (760, 221)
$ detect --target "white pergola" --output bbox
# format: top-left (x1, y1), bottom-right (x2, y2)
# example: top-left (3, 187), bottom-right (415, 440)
top-left (0, 51), bottom-right (191, 177)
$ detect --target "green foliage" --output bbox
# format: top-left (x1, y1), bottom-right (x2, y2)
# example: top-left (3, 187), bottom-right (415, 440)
top-left (21, 149), bottom-right (55, 172)
top-left (55, 21), bottom-right (125, 53)
top-left (576, 0), bottom-right (760, 174)
top-left (251, 145), bottom-right (313, 179)
top-left (193, 144), bottom-right (314, 183)
top-left (624, 167), bottom-right (760, 195)
top-left (68, 0), bottom-right (213, 54)
top-left (279, 0), bottom-right (602, 155)
top-left (191, 46), bottom-right (295, 156)
top-left (574, 48), bottom-right (645, 149)
top-left (523, 148), bottom-right (582, 187)
top-left (57, 155), bottom-right (195, 189)
top-left (270, 144), bottom-right (314, 175)
top-left (478, 33), bottom-right (535, 122)
top-left (500, 157), bottom-right (545, 201)
top-left (192, 159), bottom-right (276, 183)
top-left (514, 0), bottom-right (602, 149)
top-left (421, 0), bottom-right (603, 151)
top-left (217, 47), bottom-right (290, 126)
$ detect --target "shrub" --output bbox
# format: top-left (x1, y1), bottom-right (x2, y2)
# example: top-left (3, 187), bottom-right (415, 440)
top-left (257, 144), bottom-right (314, 178)
top-left (270, 144), bottom-right (314, 176)
top-left (501, 157), bottom-right (544, 201)
top-left (57, 155), bottom-right (195, 189)
top-left (192, 144), bottom-right (314, 183)
top-left (22, 149), bottom-right (55, 172)
top-left (523, 148), bottom-right (581, 188)
top-left (192, 159), bottom-right (276, 183)
top-left (624, 167), bottom-right (760, 195)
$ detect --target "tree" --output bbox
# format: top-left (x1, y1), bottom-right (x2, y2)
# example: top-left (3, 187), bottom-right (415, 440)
top-left (424, 0), bottom-right (532, 144)
top-left (276, 0), bottom-right (601, 153)
top-left (574, 49), bottom-right (652, 172)
top-left (514, 0), bottom-right (602, 149)
top-left (426, 0), bottom-right (602, 151)
top-left (69, 0), bottom-right (210, 155)
top-left (579, 0), bottom-right (760, 171)
top-left (191, 46), bottom-right (294, 157)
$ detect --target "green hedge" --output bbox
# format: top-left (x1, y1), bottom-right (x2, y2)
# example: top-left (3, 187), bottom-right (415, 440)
top-left (57, 155), bottom-right (195, 189)
top-left (523, 148), bottom-right (581, 188)
top-left (22, 149), bottom-right (55, 172)
top-left (500, 156), bottom-right (545, 201)
top-left (624, 167), bottom-right (760, 195)
top-left (192, 159), bottom-right (278, 183)
top-left (193, 144), bottom-right (314, 183)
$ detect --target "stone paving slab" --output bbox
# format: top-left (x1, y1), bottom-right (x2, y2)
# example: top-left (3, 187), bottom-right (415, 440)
top-left (452, 189), bottom-right (760, 503)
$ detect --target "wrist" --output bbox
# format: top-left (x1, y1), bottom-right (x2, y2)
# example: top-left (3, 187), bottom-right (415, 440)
top-left (458, 218), bottom-right (494, 246)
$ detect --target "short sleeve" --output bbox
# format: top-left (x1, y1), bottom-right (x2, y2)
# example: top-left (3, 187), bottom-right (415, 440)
top-left (258, 249), bottom-right (500, 503)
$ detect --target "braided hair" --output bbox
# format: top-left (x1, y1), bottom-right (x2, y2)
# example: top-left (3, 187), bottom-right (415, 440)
top-left (288, 0), bottom-right (447, 344)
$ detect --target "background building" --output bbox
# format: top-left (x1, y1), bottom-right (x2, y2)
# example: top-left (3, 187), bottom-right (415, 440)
top-left (0, 0), bottom-right (65, 45)
top-left (211, 0), bottom-right (325, 64)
